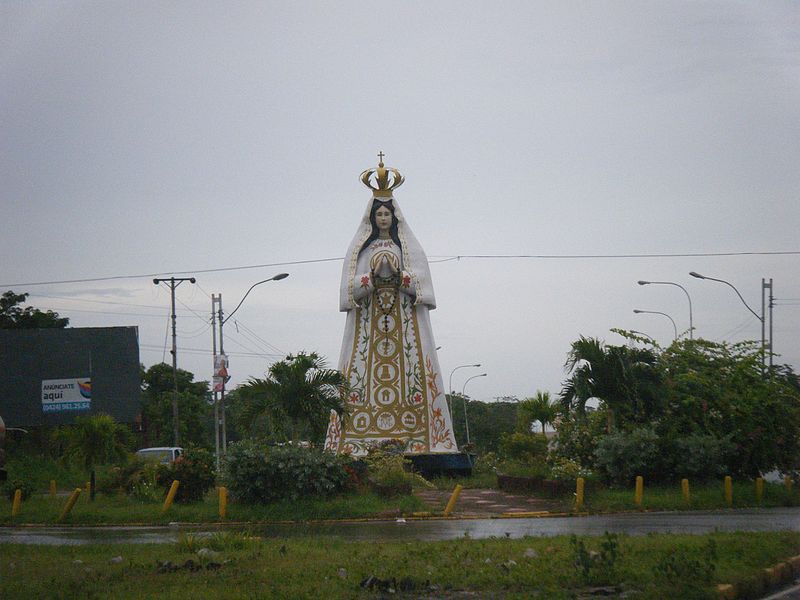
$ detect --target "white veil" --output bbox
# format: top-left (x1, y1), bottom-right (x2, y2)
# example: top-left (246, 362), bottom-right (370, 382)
top-left (339, 193), bottom-right (436, 311)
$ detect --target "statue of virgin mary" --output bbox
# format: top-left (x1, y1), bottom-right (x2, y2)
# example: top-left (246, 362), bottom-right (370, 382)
top-left (324, 156), bottom-right (459, 456)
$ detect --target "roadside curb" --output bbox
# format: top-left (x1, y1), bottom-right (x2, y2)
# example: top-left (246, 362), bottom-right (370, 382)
top-left (1, 510), bottom-right (595, 528)
top-left (716, 555), bottom-right (800, 599)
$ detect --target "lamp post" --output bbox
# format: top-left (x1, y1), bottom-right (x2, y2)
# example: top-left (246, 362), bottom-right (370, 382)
top-left (638, 280), bottom-right (693, 339)
top-left (633, 309), bottom-right (677, 341)
top-left (215, 273), bottom-right (289, 456)
top-left (448, 363), bottom-right (480, 414)
top-left (461, 373), bottom-right (487, 446)
top-left (689, 271), bottom-right (770, 367)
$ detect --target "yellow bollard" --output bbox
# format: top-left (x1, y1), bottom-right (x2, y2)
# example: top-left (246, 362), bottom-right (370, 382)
top-left (681, 479), bottom-right (690, 506)
top-left (724, 476), bottom-right (733, 507)
top-left (11, 489), bottom-right (22, 517)
top-left (575, 477), bottom-right (585, 511)
top-left (634, 476), bottom-right (644, 507)
top-left (443, 484), bottom-right (463, 517)
top-left (50, 480), bottom-right (57, 498)
top-left (162, 480), bottom-right (180, 513)
top-left (785, 475), bottom-right (794, 494)
top-left (58, 489), bottom-right (82, 522)
top-left (756, 477), bottom-right (764, 504)
top-left (218, 486), bottom-right (228, 519)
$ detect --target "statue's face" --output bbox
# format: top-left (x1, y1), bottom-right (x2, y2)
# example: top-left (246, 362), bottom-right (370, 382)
top-left (375, 206), bottom-right (392, 232)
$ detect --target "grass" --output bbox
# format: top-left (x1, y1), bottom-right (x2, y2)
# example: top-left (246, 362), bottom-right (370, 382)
top-left (0, 489), bottom-right (428, 526)
top-left (3, 453), bottom-right (87, 490)
top-left (428, 469), bottom-right (498, 490)
top-left (582, 479), bottom-right (799, 513)
top-left (0, 531), bottom-right (797, 598)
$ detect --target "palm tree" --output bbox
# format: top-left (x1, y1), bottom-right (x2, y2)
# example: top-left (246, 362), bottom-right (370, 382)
top-left (560, 336), bottom-right (661, 431)
top-left (517, 391), bottom-right (556, 435)
top-left (237, 352), bottom-right (347, 444)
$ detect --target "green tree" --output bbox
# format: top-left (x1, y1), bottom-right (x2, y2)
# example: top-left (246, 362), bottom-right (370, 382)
top-left (657, 339), bottom-right (800, 476)
top-left (140, 363), bottom-right (211, 447)
top-left (59, 413), bottom-right (133, 470)
top-left (449, 396), bottom-right (518, 454)
top-left (517, 391), bottom-right (556, 435)
top-left (236, 352), bottom-right (347, 445)
top-left (560, 336), bottom-right (661, 430)
top-left (0, 291), bottom-right (69, 328)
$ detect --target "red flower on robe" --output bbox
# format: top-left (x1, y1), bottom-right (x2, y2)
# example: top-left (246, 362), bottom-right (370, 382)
top-left (402, 274), bottom-right (411, 288)
top-left (413, 392), bottom-right (422, 404)
top-left (349, 392), bottom-right (360, 404)
top-left (360, 275), bottom-right (370, 288)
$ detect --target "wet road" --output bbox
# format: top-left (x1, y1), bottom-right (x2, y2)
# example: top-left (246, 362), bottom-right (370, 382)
top-left (1, 507), bottom-right (799, 545)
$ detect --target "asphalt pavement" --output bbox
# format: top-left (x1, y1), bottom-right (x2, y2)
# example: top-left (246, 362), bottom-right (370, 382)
top-left (1, 507), bottom-right (798, 545)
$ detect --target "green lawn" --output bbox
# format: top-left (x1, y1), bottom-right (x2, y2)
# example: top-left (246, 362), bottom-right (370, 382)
top-left (581, 479), bottom-right (798, 513)
top-left (0, 531), bottom-right (797, 599)
top-left (0, 490), bottom-right (428, 526)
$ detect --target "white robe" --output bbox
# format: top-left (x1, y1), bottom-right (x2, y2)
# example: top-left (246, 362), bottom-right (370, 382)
top-left (324, 195), bottom-right (458, 456)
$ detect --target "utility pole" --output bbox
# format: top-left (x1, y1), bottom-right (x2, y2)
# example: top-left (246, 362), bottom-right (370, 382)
top-left (153, 276), bottom-right (196, 446)
top-left (217, 295), bottom-right (228, 455)
top-left (211, 295), bottom-right (220, 470)
top-left (767, 278), bottom-right (774, 369)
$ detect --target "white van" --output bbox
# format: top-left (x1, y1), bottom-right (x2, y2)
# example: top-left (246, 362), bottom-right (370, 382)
top-left (135, 447), bottom-right (183, 464)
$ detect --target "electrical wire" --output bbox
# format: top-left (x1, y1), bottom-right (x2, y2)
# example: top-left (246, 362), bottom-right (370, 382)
top-left (3, 250), bottom-right (799, 288)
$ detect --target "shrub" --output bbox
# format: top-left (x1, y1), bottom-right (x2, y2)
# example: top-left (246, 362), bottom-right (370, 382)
top-left (4, 477), bottom-right (35, 501)
top-left (548, 456), bottom-right (592, 481)
top-left (363, 441), bottom-right (415, 496)
top-left (221, 440), bottom-right (352, 503)
top-left (551, 410), bottom-right (607, 469)
top-left (664, 433), bottom-right (734, 481)
top-left (498, 432), bottom-right (548, 462)
top-left (594, 427), bottom-right (661, 484)
top-left (473, 451), bottom-right (499, 474)
top-left (156, 446), bottom-right (216, 503)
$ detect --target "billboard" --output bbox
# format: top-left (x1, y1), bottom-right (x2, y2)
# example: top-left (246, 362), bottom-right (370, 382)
top-left (41, 378), bottom-right (92, 413)
top-left (0, 326), bottom-right (140, 427)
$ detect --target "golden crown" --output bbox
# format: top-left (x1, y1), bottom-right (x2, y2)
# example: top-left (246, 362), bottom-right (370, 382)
top-left (360, 151), bottom-right (404, 197)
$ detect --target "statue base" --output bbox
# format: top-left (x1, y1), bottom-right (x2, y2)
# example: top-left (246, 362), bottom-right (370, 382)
top-left (406, 453), bottom-right (474, 478)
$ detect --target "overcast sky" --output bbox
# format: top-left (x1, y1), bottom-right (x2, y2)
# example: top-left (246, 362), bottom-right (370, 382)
top-left (2, 1), bottom-right (798, 402)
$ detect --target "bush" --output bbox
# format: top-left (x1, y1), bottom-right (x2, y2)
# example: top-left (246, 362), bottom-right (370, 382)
top-left (222, 440), bottom-right (352, 503)
top-left (548, 456), bottom-right (592, 482)
top-left (664, 433), bottom-right (734, 481)
top-left (498, 432), bottom-right (548, 462)
top-left (4, 477), bottom-right (35, 501)
top-left (551, 410), bottom-right (607, 469)
top-left (363, 441), bottom-right (415, 496)
top-left (156, 446), bottom-right (216, 503)
top-left (594, 427), bottom-right (661, 484)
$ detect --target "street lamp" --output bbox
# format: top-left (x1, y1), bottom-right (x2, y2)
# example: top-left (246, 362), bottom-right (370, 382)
top-left (448, 363), bottom-right (480, 416)
top-left (224, 273), bottom-right (290, 325)
top-left (216, 272), bottom-right (289, 456)
top-left (449, 363), bottom-right (481, 394)
top-left (633, 309), bottom-right (677, 341)
top-left (689, 271), bottom-right (769, 367)
top-left (638, 280), bottom-right (694, 339)
top-left (461, 373), bottom-right (487, 446)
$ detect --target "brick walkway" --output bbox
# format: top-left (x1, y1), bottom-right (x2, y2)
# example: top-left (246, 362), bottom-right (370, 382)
top-left (415, 488), bottom-right (564, 517)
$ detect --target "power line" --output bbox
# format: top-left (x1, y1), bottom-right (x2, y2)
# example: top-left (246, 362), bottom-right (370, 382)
top-left (0, 257), bottom-right (344, 287)
top-left (3, 250), bottom-right (799, 288)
